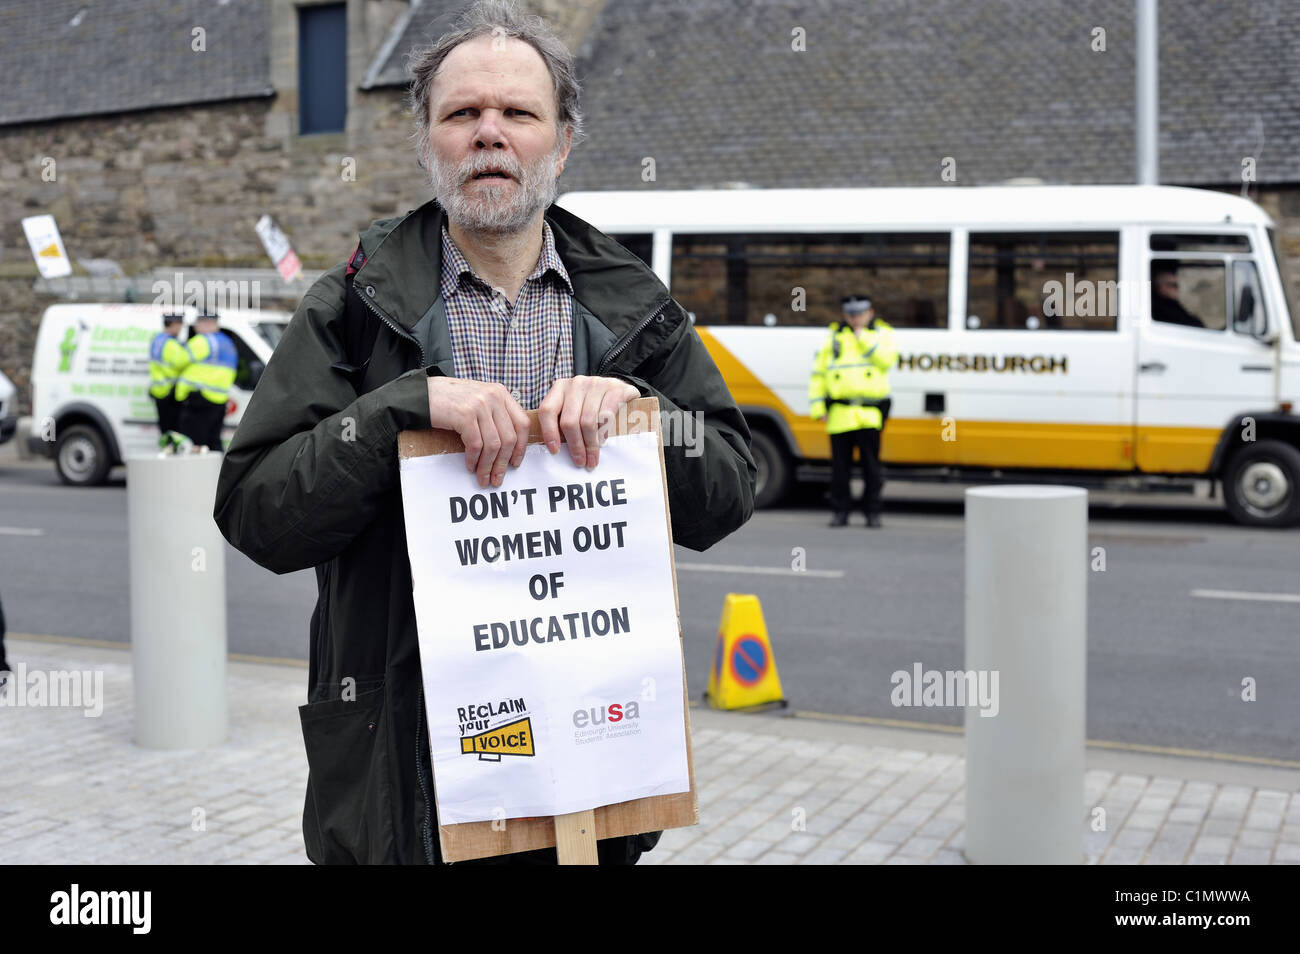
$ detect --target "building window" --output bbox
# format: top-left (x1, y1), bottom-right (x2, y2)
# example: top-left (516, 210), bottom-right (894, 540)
top-left (298, 3), bottom-right (347, 135)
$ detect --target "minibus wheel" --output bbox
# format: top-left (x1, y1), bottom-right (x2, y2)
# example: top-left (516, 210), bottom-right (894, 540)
top-left (1222, 440), bottom-right (1300, 528)
top-left (55, 424), bottom-right (111, 487)
top-left (750, 429), bottom-right (792, 509)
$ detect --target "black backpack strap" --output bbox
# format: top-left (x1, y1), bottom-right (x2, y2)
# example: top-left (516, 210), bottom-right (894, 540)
top-left (331, 240), bottom-right (382, 388)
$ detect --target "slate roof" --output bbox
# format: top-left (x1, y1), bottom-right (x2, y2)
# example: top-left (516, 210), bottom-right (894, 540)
top-left (0, 0), bottom-right (271, 126)
top-left (4, 0), bottom-right (1298, 188)
top-left (370, 0), bottom-right (1300, 188)
top-left (363, 0), bottom-right (459, 89)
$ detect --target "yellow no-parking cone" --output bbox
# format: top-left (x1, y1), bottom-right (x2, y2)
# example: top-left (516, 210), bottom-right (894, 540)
top-left (705, 594), bottom-right (787, 710)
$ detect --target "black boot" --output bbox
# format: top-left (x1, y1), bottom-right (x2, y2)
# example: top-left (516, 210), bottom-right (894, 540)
top-left (829, 512), bottom-right (849, 527)
top-left (865, 513), bottom-right (882, 528)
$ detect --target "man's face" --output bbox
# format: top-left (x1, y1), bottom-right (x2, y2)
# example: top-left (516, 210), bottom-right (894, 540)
top-left (425, 35), bottom-right (572, 235)
top-left (845, 308), bottom-right (872, 331)
top-left (1155, 273), bottom-right (1180, 300)
top-left (195, 320), bottom-right (217, 335)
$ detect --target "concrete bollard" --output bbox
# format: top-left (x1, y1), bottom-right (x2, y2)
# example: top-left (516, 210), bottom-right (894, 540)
top-left (963, 485), bottom-right (1086, 864)
top-left (127, 452), bottom-right (228, 749)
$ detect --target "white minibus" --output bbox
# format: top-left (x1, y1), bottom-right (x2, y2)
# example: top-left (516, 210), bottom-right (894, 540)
top-left (558, 185), bottom-right (1300, 527)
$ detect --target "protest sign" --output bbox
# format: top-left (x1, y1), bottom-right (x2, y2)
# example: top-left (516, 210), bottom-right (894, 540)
top-left (398, 397), bottom-right (697, 862)
top-left (22, 214), bottom-right (72, 279)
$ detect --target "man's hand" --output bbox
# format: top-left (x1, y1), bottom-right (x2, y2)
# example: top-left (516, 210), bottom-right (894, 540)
top-left (538, 375), bottom-right (640, 470)
top-left (427, 377), bottom-right (531, 488)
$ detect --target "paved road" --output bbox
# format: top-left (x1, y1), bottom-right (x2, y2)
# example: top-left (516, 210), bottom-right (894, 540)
top-left (3, 451), bottom-right (1298, 762)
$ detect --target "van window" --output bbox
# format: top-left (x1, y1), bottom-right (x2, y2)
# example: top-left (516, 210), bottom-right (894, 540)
top-left (1150, 260), bottom-right (1226, 330)
top-left (253, 322), bottom-right (284, 350)
top-left (1150, 233), bottom-right (1251, 253)
top-left (670, 232), bottom-right (949, 328)
top-left (220, 331), bottom-right (263, 390)
top-left (967, 232), bottom-right (1119, 331)
top-left (1231, 260), bottom-right (1267, 336)
top-left (610, 233), bottom-right (653, 268)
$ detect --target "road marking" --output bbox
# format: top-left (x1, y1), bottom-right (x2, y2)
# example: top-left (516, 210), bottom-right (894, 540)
top-left (0, 526), bottom-right (44, 536)
top-left (1190, 588), bottom-right (1300, 604)
top-left (789, 709), bottom-right (1300, 769)
top-left (676, 562), bottom-right (844, 579)
top-left (10, 632), bottom-right (308, 668)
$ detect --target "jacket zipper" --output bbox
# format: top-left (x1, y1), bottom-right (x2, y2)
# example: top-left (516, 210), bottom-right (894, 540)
top-left (415, 682), bottom-right (436, 864)
top-left (596, 300), bottom-right (669, 375)
top-left (357, 281), bottom-right (427, 367)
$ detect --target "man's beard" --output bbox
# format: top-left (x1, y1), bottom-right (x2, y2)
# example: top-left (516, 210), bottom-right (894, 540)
top-left (428, 142), bottom-right (562, 236)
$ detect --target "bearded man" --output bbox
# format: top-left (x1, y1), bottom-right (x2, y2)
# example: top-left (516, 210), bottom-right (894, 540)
top-left (213, 0), bottom-right (755, 866)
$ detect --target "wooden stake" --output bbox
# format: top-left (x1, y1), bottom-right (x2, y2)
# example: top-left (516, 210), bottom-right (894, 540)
top-left (554, 809), bottom-right (599, 865)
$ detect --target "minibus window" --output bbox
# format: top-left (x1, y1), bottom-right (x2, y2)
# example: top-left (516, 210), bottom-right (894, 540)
top-left (967, 232), bottom-right (1119, 331)
top-left (1268, 227), bottom-right (1300, 340)
top-left (1150, 233), bottom-right (1251, 253)
top-left (1231, 261), bottom-right (1267, 337)
top-left (1150, 259), bottom-right (1226, 331)
top-left (670, 232), bottom-right (949, 328)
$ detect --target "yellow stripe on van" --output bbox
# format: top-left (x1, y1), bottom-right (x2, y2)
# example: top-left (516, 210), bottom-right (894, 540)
top-left (696, 327), bottom-right (824, 457)
top-left (696, 328), bottom-right (1221, 475)
top-left (885, 420), bottom-right (1216, 472)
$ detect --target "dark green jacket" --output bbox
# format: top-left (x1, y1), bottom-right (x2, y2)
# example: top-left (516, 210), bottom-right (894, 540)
top-left (213, 198), bottom-right (756, 864)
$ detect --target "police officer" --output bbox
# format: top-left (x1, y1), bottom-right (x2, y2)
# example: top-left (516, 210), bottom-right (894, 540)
top-left (809, 295), bottom-right (897, 527)
top-left (148, 313), bottom-right (189, 449)
top-left (176, 312), bottom-right (238, 452)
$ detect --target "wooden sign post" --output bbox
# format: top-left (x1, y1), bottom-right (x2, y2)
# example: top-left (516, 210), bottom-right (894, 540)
top-left (398, 397), bottom-right (697, 864)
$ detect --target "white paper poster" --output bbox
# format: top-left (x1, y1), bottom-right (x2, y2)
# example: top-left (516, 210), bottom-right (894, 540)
top-left (253, 214), bottom-right (302, 281)
top-left (22, 214), bottom-right (72, 279)
top-left (399, 431), bottom-right (690, 824)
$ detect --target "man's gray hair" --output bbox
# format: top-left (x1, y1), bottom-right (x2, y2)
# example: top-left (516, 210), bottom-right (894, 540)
top-left (407, 0), bottom-right (585, 168)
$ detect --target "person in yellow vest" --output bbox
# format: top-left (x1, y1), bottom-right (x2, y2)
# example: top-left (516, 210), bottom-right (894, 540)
top-left (176, 312), bottom-right (239, 452)
top-left (809, 294), bottom-right (897, 528)
top-left (148, 313), bottom-right (189, 449)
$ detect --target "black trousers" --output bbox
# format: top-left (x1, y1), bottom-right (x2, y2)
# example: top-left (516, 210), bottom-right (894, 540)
top-left (830, 427), bottom-right (884, 517)
top-left (153, 395), bottom-right (181, 436)
top-left (178, 395), bottom-right (227, 452)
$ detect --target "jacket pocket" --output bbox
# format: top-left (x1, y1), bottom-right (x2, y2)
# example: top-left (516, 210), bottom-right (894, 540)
top-left (299, 684), bottom-right (396, 864)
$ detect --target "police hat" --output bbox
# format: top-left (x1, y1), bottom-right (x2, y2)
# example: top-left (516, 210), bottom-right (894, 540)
top-left (841, 295), bottom-right (872, 314)
top-left (162, 313), bottom-right (183, 327)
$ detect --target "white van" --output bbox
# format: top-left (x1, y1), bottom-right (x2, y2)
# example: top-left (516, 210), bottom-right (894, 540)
top-left (0, 369), bottom-right (17, 445)
top-left (558, 185), bottom-right (1300, 527)
top-left (28, 303), bottom-right (290, 485)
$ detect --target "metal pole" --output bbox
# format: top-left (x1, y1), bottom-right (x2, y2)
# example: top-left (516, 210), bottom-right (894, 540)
top-left (964, 486), bottom-right (1087, 864)
top-left (128, 453), bottom-right (228, 749)
top-left (1136, 0), bottom-right (1159, 185)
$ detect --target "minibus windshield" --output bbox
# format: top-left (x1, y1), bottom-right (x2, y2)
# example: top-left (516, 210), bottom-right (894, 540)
top-left (1269, 227), bottom-right (1300, 340)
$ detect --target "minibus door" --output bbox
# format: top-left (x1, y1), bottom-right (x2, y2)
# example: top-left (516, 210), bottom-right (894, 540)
top-left (1136, 239), bottom-right (1276, 473)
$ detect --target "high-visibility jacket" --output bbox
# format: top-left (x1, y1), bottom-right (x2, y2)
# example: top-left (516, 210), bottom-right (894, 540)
top-left (148, 332), bottom-right (190, 399)
top-left (809, 319), bottom-right (897, 434)
top-left (176, 331), bottom-right (238, 405)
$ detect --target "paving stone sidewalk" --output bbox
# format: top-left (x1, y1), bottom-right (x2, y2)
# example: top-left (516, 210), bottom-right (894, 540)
top-left (3, 636), bottom-right (1298, 865)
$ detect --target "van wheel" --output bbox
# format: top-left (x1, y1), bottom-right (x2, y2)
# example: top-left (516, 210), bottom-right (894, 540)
top-left (750, 429), bottom-right (793, 509)
top-left (55, 424), bottom-right (111, 486)
top-left (1222, 440), bottom-right (1300, 528)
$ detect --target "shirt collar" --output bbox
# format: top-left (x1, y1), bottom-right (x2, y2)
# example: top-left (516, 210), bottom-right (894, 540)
top-left (440, 220), bottom-right (573, 300)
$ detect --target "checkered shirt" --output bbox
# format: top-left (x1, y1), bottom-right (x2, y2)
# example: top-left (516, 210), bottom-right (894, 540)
top-left (439, 221), bottom-right (575, 410)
